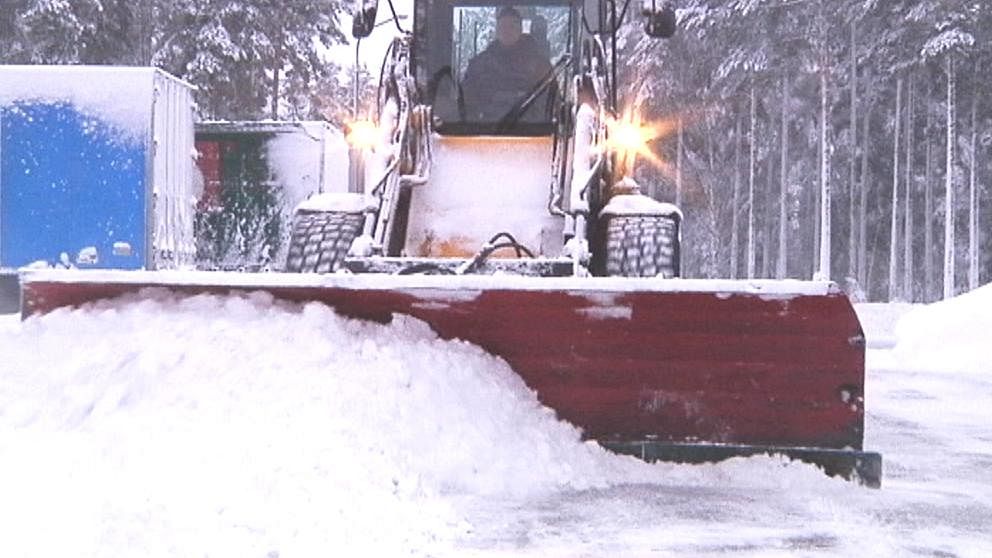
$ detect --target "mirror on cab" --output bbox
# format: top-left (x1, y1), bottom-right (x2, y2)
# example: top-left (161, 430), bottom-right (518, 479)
top-left (642, 0), bottom-right (676, 39)
top-left (352, 0), bottom-right (380, 39)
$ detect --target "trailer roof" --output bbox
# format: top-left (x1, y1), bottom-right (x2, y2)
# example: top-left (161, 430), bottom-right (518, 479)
top-left (195, 120), bottom-right (335, 136)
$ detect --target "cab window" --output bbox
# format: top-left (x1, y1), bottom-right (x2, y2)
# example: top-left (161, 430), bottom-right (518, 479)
top-left (427, 3), bottom-right (573, 135)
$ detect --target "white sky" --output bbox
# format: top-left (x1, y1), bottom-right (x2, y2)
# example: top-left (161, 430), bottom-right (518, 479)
top-left (322, 0), bottom-right (416, 72)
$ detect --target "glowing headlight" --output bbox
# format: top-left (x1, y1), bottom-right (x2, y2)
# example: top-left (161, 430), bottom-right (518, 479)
top-left (346, 119), bottom-right (379, 149)
top-left (605, 109), bottom-right (676, 175)
top-left (607, 119), bottom-right (655, 153)
top-left (606, 111), bottom-right (666, 156)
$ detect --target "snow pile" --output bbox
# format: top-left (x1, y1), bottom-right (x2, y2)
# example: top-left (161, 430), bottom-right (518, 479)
top-left (0, 313), bottom-right (17, 333)
top-left (0, 66), bottom-right (158, 140)
top-left (886, 283), bottom-right (992, 374)
top-left (0, 293), bottom-right (860, 556)
top-left (854, 302), bottom-right (915, 349)
top-left (0, 292), bottom-right (623, 556)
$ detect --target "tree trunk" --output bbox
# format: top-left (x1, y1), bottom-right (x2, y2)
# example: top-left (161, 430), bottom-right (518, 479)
top-left (812, 157), bottom-right (820, 278)
top-left (705, 114), bottom-right (720, 278)
top-left (944, 54), bottom-right (957, 300)
top-left (858, 99), bottom-right (871, 291)
top-left (732, 116), bottom-right (741, 279)
top-left (925, 81), bottom-right (934, 302)
top-left (748, 84), bottom-right (757, 279)
top-left (848, 20), bottom-right (858, 282)
top-left (903, 74), bottom-right (915, 301)
top-left (353, 40), bottom-right (362, 118)
top-left (778, 74), bottom-right (790, 279)
top-left (761, 158), bottom-right (772, 279)
top-left (271, 57), bottom-right (281, 120)
top-left (889, 77), bottom-right (902, 301)
top-left (676, 116), bottom-right (683, 207)
top-left (969, 84), bottom-right (979, 291)
top-left (138, 0), bottom-right (154, 65)
top-left (818, 68), bottom-right (831, 279)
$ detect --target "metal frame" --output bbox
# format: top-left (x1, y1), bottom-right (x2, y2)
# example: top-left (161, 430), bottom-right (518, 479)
top-left (602, 441), bottom-right (883, 488)
top-left (196, 120), bottom-right (321, 136)
top-left (0, 105), bottom-right (4, 267)
top-left (412, 0), bottom-right (580, 133)
top-left (344, 256), bottom-right (574, 276)
top-left (148, 69), bottom-right (198, 270)
top-left (145, 71), bottom-right (158, 270)
top-left (0, 107), bottom-right (17, 311)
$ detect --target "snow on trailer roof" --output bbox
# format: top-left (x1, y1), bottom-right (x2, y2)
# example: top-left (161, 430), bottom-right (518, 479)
top-left (0, 64), bottom-right (196, 92)
top-left (0, 66), bottom-right (194, 137)
top-left (19, 268), bottom-right (842, 298)
top-left (196, 120), bottom-right (335, 137)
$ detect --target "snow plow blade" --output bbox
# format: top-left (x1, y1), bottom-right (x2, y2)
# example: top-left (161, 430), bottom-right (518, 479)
top-left (20, 269), bottom-right (880, 487)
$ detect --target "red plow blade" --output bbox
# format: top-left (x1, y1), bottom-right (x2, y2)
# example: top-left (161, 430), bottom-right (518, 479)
top-left (20, 269), bottom-right (880, 486)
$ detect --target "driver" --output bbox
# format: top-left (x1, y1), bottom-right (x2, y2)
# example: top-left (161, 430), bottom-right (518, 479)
top-left (461, 7), bottom-right (552, 123)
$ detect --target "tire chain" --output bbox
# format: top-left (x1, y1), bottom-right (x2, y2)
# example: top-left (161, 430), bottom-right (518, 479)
top-left (605, 215), bottom-right (678, 278)
top-left (285, 211), bottom-right (365, 273)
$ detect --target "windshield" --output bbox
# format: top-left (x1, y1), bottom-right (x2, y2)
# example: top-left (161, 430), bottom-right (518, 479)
top-left (426, 3), bottom-right (573, 134)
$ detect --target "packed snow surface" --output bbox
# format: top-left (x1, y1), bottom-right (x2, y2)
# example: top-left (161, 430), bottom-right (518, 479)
top-left (1, 289), bottom-right (991, 556)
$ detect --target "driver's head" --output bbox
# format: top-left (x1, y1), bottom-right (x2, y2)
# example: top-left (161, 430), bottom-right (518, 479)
top-left (495, 7), bottom-right (523, 47)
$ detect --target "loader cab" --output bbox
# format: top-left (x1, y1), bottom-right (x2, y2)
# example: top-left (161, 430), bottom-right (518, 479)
top-left (412, 0), bottom-right (579, 136)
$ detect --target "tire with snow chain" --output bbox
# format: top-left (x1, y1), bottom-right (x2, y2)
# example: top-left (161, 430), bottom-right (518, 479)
top-left (604, 214), bottom-right (680, 278)
top-left (285, 211), bottom-right (364, 273)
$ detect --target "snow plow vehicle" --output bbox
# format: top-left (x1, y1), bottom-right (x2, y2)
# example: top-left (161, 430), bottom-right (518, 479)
top-left (20, 0), bottom-right (881, 486)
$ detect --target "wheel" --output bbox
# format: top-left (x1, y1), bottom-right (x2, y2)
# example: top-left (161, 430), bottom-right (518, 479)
top-left (285, 211), bottom-right (364, 273)
top-left (603, 214), bottom-right (680, 278)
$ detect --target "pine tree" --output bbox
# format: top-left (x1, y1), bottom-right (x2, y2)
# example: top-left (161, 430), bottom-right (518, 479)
top-left (154, 0), bottom-right (346, 119)
top-left (18, 0), bottom-right (133, 63)
top-left (0, 0), bottom-right (32, 62)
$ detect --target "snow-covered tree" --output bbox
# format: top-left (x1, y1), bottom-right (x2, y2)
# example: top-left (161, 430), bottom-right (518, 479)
top-left (154, 0), bottom-right (346, 119)
top-left (7, 0), bottom-right (348, 120)
top-left (16, 0), bottom-right (134, 63)
top-left (0, 0), bottom-right (32, 62)
top-left (918, 3), bottom-right (976, 299)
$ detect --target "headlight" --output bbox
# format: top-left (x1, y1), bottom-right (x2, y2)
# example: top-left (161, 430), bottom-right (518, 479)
top-left (606, 118), bottom-right (655, 154)
top-left (345, 119), bottom-right (379, 149)
top-left (606, 109), bottom-right (674, 172)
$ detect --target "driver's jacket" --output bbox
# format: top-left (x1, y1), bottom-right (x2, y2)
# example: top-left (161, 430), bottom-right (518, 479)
top-left (461, 39), bottom-right (552, 123)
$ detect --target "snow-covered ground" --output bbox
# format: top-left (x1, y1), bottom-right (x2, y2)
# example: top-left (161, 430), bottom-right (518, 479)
top-left (1, 286), bottom-right (990, 556)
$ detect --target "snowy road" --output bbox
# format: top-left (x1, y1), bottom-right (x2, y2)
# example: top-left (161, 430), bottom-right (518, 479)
top-left (1, 292), bottom-right (990, 557)
top-left (452, 364), bottom-right (992, 557)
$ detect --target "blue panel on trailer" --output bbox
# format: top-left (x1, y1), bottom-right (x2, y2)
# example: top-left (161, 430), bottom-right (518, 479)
top-left (1, 102), bottom-right (146, 269)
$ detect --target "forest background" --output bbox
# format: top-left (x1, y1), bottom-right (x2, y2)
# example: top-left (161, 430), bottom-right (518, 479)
top-left (1, 0), bottom-right (988, 302)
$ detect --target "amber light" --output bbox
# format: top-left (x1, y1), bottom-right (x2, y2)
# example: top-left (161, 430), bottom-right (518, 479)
top-left (346, 120), bottom-right (379, 149)
top-left (606, 108), bottom-right (676, 177)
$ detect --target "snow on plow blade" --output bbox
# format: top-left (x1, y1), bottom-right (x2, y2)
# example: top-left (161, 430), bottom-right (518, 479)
top-left (20, 269), bottom-right (881, 487)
